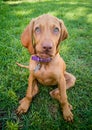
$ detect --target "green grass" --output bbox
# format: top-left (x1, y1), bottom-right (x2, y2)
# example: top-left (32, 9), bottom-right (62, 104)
top-left (0, 0), bottom-right (92, 129)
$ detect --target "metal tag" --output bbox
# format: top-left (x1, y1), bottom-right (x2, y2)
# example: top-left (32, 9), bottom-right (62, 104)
top-left (34, 63), bottom-right (41, 72)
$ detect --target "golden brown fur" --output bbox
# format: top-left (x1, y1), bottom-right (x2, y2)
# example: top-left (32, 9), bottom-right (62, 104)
top-left (16, 14), bottom-right (76, 122)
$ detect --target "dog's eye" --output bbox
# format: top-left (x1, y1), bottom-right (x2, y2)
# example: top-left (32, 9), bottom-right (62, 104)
top-left (35, 27), bottom-right (41, 33)
top-left (53, 27), bottom-right (59, 33)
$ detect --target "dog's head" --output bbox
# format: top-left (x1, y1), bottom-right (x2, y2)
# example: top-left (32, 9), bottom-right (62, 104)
top-left (21, 14), bottom-right (68, 58)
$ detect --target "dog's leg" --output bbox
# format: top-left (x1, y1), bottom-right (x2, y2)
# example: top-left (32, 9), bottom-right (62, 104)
top-left (58, 77), bottom-right (73, 122)
top-left (50, 76), bottom-right (73, 122)
top-left (50, 72), bottom-right (76, 120)
top-left (50, 88), bottom-right (73, 110)
top-left (16, 75), bottom-right (39, 115)
top-left (50, 72), bottom-right (76, 99)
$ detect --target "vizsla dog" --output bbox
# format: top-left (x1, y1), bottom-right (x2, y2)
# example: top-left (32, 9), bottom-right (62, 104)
top-left (16, 14), bottom-right (76, 122)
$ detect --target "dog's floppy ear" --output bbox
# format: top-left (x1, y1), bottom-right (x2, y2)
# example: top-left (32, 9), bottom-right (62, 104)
top-left (21, 19), bottom-right (35, 54)
top-left (59, 19), bottom-right (68, 42)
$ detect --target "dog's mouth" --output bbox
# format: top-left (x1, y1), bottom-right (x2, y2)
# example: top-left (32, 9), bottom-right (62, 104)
top-left (38, 51), bottom-right (54, 59)
top-left (32, 50), bottom-right (53, 63)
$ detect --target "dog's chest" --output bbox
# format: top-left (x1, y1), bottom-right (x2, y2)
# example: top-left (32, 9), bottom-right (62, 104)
top-left (34, 64), bottom-right (57, 85)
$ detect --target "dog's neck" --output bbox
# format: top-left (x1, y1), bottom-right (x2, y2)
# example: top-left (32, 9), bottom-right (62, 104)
top-left (31, 54), bottom-right (60, 72)
top-left (31, 55), bottom-right (52, 72)
top-left (31, 54), bottom-right (58, 72)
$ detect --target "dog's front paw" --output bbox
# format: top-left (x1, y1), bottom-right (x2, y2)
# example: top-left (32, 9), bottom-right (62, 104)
top-left (63, 105), bottom-right (73, 122)
top-left (16, 97), bottom-right (31, 115)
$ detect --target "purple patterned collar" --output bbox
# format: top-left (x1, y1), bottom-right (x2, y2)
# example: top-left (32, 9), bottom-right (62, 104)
top-left (32, 55), bottom-right (52, 63)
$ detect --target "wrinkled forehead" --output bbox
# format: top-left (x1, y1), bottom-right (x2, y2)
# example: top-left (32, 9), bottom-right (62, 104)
top-left (34, 14), bottom-right (60, 27)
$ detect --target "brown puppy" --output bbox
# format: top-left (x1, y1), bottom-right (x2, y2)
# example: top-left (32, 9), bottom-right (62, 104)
top-left (16, 14), bottom-right (76, 122)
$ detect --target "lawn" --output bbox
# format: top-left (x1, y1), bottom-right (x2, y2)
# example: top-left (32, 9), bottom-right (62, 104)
top-left (0, 0), bottom-right (92, 129)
